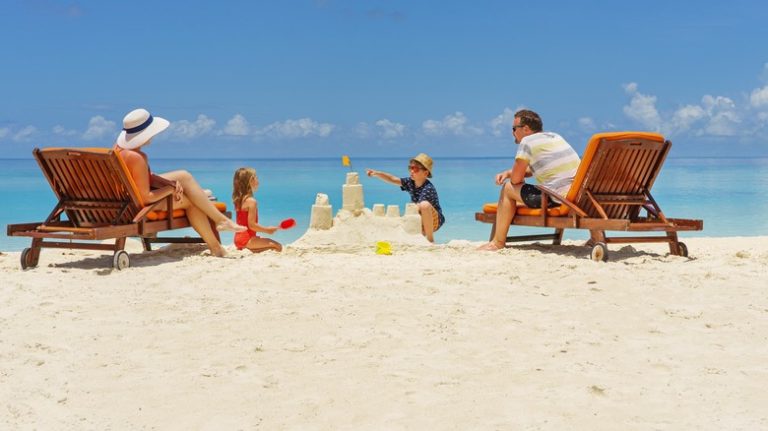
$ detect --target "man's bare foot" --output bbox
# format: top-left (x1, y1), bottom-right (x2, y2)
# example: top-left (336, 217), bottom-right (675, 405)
top-left (217, 219), bottom-right (246, 232)
top-left (476, 242), bottom-right (504, 251)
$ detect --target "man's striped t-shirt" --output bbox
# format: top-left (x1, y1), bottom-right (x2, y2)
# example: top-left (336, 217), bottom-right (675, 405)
top-left (515, 132), bottom-right (580, 196)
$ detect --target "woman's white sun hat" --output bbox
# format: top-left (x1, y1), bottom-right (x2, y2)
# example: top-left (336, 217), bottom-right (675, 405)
top-left (115, 108), bottom-right (170, 150)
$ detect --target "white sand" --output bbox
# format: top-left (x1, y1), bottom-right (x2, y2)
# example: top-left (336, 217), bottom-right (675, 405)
top-left (1, 236), bottom-right (767, 429)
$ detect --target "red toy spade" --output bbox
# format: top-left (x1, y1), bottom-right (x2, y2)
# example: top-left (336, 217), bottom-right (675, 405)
top-left (280, 218), bottom-right (296, 229)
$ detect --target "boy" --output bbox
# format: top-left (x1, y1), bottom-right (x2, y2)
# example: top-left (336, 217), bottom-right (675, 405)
top-left (366, 153), bottom-right (445, 242)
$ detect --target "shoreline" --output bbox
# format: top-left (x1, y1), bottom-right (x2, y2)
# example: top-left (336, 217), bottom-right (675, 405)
top-left (1, 236), bottom-right (766, 428)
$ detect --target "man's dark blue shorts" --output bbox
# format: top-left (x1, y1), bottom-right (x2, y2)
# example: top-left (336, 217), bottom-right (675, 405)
top-left (521, 183), bottom-right (545, 208)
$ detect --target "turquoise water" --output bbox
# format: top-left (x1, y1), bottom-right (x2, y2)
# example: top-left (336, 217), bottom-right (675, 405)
top-left (2, 157), bottom-right (767, 251)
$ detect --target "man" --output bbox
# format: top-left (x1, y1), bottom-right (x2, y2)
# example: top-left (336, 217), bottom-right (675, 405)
top-left (478, 109), bottom-right (580, 251)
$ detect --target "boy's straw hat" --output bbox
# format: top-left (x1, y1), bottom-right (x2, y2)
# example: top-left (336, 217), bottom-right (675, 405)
top-left (411, 153), bottom-right (434, 177)
top-left (116, 108), bottom-right (170, 150)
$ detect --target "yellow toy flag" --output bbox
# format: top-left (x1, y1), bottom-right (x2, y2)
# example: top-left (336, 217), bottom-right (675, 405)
top-left (341, 155), bottom-right (351, 167)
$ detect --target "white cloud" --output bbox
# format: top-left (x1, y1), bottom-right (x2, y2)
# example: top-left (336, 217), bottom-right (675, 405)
top-left (489, 108), bottom-right (516, 137)
top-left (256, 118), bottom-right (334, 139)
top-left (667, 104), bottom-right (706, 134)
top-left (578, 117), bottom-right (597, 131)
top-left (622, 82), bottom-right (661, 131)
top-left (700, 95), bottom-right (740, 136)
top-left (167, 115), bottom-right (216, 139)
top-left (623, 84), bottom-right (745, 137)
top-left (222, 114), bottom-right (250, 136)
top-left (375, 119), bottom-right (405, 139)
top-left (82, 116), bottom-right (117, 141)
top-left (13, 126), bottom-right (37, 142)
top-left (354, 122), bottom-right (371, 138)
top-left (0, 127), bottom-right (9, 140)
top-left (53, 125), bottom-right (78, 137)
top-left (750, 85), bottom-right (768, 108)
top-left (422, 112), bottom-right (483, 136)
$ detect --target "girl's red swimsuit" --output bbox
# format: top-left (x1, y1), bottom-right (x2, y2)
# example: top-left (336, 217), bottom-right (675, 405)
top-left (234, 209), bottom-right (257, 250)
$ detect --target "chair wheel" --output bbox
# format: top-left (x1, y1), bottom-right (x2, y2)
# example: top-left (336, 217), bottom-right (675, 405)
top-left (113, 251), bottom-right (130, 270)
top-left (20, 247), bottom-right (39, 270)
top-left (590, 242), bottom-right (608, 262)
top-left (677, 242), bottom-right (688, 257)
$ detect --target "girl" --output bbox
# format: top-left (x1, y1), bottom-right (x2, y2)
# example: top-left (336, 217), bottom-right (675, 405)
top-left (232, 167), bottom-right (283, 253)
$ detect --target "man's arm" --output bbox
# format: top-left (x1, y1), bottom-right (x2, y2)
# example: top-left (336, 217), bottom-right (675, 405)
top-left (494, 159), bottom-right (529, 186)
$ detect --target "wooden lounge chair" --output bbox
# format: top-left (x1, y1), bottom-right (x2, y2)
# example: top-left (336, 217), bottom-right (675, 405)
top-left (475, 132), bottom-right (703, 261)
top-left (6, 147), bottom-right (229, 270)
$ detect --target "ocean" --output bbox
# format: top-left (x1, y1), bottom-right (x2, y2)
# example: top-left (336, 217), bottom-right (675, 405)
top-left (2, 156), bottom-right (767, 252)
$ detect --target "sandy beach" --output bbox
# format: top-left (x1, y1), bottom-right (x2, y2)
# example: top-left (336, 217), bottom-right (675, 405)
top-left (1, 236), bottom-right (767, 430)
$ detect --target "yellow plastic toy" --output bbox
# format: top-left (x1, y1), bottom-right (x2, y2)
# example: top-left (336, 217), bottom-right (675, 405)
top-left (375, 241), bottom-right (392, 255)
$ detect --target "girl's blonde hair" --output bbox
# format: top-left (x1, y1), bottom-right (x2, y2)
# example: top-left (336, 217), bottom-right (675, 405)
top-left (232, 167), bottom-right (257, 210)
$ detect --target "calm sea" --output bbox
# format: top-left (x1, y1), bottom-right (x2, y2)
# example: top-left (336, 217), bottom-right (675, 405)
top-left (2, 156), bottom-right (767, 252)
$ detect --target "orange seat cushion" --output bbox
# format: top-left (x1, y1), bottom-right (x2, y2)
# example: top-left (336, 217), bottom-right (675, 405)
top-left (482, 202), bottom-right (569, 217)
top-left (146, 201), bottom-right (227, 221)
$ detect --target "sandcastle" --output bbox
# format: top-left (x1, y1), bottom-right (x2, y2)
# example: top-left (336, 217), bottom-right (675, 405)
top-left (298, 171), bottom-right (428, 247)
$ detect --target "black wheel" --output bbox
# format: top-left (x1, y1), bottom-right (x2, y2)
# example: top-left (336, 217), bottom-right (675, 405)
top-left (113, 251), bottom-right (130, 270)
top-left (20, 247), bottom-right (39, 270)
top-left (677, 242), bottom-right (688, 257)
top-left (590, 242), bottom-right (608, 262)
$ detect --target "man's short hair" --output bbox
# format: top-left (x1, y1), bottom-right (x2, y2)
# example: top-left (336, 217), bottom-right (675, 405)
top-left (515, 109), bottom-right (543, 132)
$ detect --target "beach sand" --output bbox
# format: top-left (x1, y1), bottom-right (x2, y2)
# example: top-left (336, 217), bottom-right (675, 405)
top-left (1, 236), bottom-right (767, 429)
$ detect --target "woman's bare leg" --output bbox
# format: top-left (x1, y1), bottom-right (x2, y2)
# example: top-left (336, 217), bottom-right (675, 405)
top-left (246, 237), bottom-right (282, 253)
top-left (184, 206), bottom-right (226, 257)
top-left (160, 170), bottom-right (242, 232)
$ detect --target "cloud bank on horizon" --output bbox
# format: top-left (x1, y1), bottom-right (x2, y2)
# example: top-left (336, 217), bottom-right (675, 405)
top-left (2, 66), bottom-right (768, 155)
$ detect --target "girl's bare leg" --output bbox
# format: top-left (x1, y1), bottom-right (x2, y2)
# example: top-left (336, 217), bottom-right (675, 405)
top-left (160, 170), bottom-right (242, 232)
top-left (246, 237), bottom-right (283, 253)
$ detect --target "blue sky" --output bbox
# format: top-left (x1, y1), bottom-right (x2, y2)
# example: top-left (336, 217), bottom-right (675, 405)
top-left (1, 0), bottom-right (768, 158)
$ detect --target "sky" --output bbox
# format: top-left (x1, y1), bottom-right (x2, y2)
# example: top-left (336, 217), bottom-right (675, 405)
top-left (1, 0), bottom-right (768, 159)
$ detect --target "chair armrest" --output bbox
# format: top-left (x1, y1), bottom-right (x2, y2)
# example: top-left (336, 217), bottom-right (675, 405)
top-left (132, 186), bottom-right (176, 223)
top-left (535, 185), bottom-right (588, 217)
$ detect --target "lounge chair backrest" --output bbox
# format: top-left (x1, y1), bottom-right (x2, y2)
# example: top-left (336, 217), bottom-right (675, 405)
top-left (34, 147), bottom-right (144, 227)
top-left (566, 132), bottom-right (668, 219)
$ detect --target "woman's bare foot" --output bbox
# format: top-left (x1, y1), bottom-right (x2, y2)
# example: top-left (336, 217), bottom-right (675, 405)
top-left (210, 245), bottom-right (227, 257)
top-left (216, 219), bottom-right (246, 232)
top-left (476, 241), bottom-right (504, 251)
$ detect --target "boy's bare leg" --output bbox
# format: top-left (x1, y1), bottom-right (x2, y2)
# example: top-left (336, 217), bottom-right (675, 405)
top-left (418, 201), bottom-right (436, 243)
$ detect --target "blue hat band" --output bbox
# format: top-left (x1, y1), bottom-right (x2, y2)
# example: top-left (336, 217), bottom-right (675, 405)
top-left (123, 115), bottom-right (154, 134)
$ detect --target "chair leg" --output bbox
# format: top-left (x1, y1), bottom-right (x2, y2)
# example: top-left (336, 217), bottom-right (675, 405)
top-left (23, 238), bottom-right (42, 269)
top-left (553, 229), bottom-right (564, 245)
top-left (141, 237), bottom-right (153, 251)
top-left (667, 231), bottom-right (681, 255)
top-left (115, 237), bottom-right (127, 252)
top-left (586, 230), bottom-right (605, 247)
top-left (489, 221), bottom-right (497, 242)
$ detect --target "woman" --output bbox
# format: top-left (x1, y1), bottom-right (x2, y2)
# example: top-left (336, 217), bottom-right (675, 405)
top-left (114, 108), bottom-right (244, 257)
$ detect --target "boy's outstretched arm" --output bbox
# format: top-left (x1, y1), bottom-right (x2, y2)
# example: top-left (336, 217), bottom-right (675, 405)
top-left (366, 168), bottom-right (402, 186)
